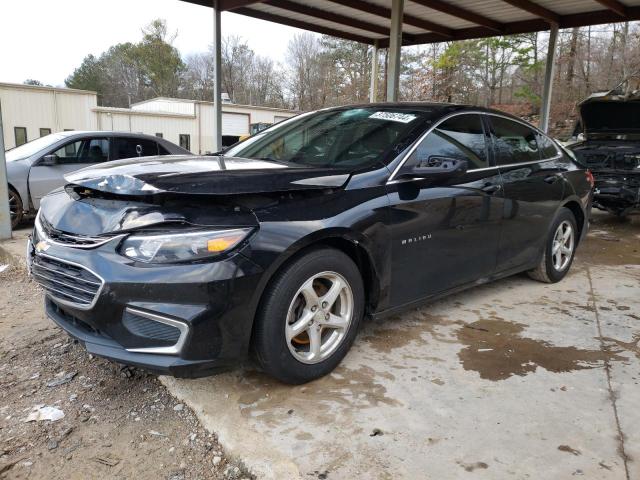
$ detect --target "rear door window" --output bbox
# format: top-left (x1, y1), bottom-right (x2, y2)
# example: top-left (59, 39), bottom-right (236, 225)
top-left (158, 143), bottom-right (171, 155)
top-left (490, 116), bottom-right (540, 165)
top-left (112, 138), bottom-right (159, 160)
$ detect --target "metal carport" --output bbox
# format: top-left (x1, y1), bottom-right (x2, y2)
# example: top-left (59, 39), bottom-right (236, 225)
top-left (181, 0), bottom-right (640, 143)
top-left (2, 0), bottom-right (640, 237)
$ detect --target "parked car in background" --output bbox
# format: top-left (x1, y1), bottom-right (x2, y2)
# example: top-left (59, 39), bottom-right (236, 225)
top-left (6, 131), bottom-right (191, 228)
top-left (29, 104), bottom-right (593, 384)
top-left (568, 91), bottom-right (640, 217)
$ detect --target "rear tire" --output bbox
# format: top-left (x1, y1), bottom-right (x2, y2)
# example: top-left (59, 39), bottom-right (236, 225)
top-left (528, 207), bottom-right (578, 284)
top-left (8, 188), bottom-right (23, 230)
top-left (253, 248), bottom-right (364, 384)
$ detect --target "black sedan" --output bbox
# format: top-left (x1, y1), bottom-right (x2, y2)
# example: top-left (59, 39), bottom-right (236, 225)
top-left (29, 104), bottom-right (593, 384)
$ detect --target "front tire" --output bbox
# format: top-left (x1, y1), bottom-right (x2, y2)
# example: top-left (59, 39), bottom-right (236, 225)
top-left (8, 189), bottom-right (23, 230)
top-left (253, 248), bottom-right (364, 384)
top-left (528, 207), bottom-right (578, 283)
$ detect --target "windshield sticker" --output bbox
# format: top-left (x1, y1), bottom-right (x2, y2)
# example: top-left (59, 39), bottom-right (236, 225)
top-left (369, 111), bottom-right (417, 123)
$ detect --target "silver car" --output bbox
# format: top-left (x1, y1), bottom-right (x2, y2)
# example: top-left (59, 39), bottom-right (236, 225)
top-left (5, 131), bottom-right (190, 228)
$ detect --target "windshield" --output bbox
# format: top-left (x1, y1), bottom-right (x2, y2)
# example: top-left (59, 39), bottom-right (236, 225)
top-left (225, 107), bottom-right (431, 169)
top-left (6, 133), bottom-right (67, 162)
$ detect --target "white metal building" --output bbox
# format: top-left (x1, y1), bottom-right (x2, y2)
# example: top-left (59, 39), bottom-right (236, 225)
top-left (0, 82), bottom-right (297, 153)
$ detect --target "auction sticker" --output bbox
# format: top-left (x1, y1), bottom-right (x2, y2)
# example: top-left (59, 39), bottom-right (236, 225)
top-left (369, 111), bottom-right (417, 123)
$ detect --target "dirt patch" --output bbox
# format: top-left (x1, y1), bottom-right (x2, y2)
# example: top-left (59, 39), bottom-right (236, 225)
top-left (236, 364), bottom-right (401, 428)
top-left (457, 461), bottom-right (489, 472)
top-left (600, 333), bottom-right (640, 360)
top-left (456, 318), bottom-right (626, 381)
top-left (577, 213), bottom-right (640, 266)
top-left (362, 312), bottom-right (462, 354)
top-left (0, 251), bottom-right (251, 480)
top-left (558, 445), bottom-right (581, 456)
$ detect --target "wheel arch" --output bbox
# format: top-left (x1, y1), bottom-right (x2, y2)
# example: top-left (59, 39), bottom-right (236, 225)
top-left (246, 228), bottom-right (381, 350)
top-left (561, 198), bottom-right (586, 243)
top-left (7, 183), bottom-right (24, 211)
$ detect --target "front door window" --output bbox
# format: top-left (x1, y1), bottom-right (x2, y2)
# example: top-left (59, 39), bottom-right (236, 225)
top-left (53, 138), bottom-right (109, 164)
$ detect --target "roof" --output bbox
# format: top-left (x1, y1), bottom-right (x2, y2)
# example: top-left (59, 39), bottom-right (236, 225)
top-left (181, 0), bottom-right (640, 46)
top-left (0, 81), bottom-right (96, 96)
top-left (49, 130), bottom-right (176, 139)
top-left (320, 101), bottom-right (528, 120)
top-left (131, 96), bottom-right (299, 114)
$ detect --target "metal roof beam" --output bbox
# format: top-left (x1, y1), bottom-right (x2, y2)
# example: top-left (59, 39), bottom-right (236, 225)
top-left (220, 0), bottom-right (264, 10)
top-left (379, 6), bottom-right (640, 46)
top-left (499, 0), bottom-right (559, 24)
top-left (234, 7), bottom-right (377, 43)
top-left (593, 0), bottom-right (628, 17)
top-left (326, 0), bottom-right (453, 39)
top-left (263, 0), bottom-right (394, 37)
top-left (410, 0), bottom-right (503, 32)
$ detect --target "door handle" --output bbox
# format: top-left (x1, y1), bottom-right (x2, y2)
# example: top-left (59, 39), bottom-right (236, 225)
top-left (481, 183), bottom-right (501, 194)
top-left (544, 174), bottom-right (561, 184)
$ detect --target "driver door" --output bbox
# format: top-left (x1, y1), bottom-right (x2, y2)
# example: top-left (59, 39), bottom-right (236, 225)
top-left (28, 137), bottom-right (110, 207)
top-left (385, 113), bottom-right (504, 307)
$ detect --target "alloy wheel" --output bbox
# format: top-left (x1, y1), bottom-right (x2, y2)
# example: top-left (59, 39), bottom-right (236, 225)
top-left (285, 271), bottom-right (354, 364)
top-left (551, 220), bottom-right (574, 271)
top-left (9, 190), bottom-right (18, 224)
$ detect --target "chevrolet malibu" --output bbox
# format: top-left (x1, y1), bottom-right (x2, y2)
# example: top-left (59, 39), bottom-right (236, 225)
top-left (29, 104), bottom-right (593, 384)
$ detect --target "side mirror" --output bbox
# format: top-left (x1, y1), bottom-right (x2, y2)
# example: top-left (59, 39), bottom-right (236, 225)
top-left (399, 157), bottom-right (468, 180)
top-left (40, 154), bottom-right (59, 166)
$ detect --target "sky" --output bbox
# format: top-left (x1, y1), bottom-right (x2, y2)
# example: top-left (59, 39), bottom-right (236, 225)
top-left (0, 0), bottom-right (305, 87)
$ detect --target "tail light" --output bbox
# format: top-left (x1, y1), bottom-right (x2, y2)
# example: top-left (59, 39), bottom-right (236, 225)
top-left (585, 170), bottom-right (595, 188)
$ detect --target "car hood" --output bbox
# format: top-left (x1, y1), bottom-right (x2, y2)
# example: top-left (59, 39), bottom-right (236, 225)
top-left (579, 94), bottom-right (640, 138)
top-left (65, 155), bottom-right (351, 196)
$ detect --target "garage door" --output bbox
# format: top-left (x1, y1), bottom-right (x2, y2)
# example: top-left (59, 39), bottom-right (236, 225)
top-left (222, 113), bottom-right (249, 136)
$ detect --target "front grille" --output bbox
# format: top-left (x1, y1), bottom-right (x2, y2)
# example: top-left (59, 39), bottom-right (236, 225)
top-left (37, 215), bottom-right (115, 248)
top-left (31, 254), bottom-right (103, 308)
top-left (123, 310), bottom-right (181, 343)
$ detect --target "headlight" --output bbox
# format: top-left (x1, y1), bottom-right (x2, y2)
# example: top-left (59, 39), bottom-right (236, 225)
top-left (120, 228), bottom-right (252, 264)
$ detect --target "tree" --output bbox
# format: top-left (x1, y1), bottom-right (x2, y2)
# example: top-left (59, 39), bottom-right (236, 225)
top-left (137, 19), bottom-right (185, 98)
top-left (65, 54), bottom-right (105, 95)
top-left (182, 37), bottom-right (287, 107)
top-left (183, 52), bottom-right (215, 102)
top-left (286, 33), bottom-right (327, 110)
top-left (23, 79), bottom-right (43, 86)
top-left (320, 37), bottom-right (371, 104)
top-left (66, 19), bottom-right (185, 107)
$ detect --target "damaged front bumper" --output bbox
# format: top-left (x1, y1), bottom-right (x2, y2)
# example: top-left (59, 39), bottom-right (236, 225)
top-left (27, 227), bottom-right (264, 378)
top-left (593, 172), bottom-right (640, 215)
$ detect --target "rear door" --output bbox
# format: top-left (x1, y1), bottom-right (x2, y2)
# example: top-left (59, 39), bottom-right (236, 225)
top-left (28, 136), bottom-right (110, 207)
top-left (386, 113), bottom-right (504, 306)
top-left (488, 115), bottom-right (565, 272)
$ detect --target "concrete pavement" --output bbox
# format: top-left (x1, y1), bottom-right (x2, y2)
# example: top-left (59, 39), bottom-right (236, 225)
top-left (7, 214), bottom-right (639, 479)
top-left (163, 212), bottom-right (640, 479)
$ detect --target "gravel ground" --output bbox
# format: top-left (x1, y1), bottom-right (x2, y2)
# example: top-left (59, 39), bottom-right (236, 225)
top-left (0, 250), bottom-right (253, 480)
